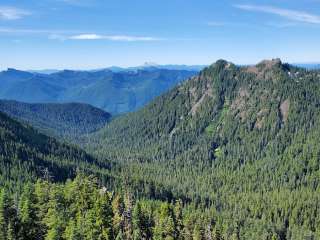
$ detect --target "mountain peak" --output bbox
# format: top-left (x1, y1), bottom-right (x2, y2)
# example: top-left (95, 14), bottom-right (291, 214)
top-left (6, 68), bottom-right (25, 73)
top-left (244, 58), bottom-right (284, 76)
top-left (207, 59), bottom-right (235, 70)
top-left (257, 58), bottom-right (282, 68)
top-left (1, 68), bottom-right (34, 79)
top-left (143, 62), bottom-right (159, 67)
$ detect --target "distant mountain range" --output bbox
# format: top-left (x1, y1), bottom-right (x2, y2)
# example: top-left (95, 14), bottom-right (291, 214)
top-left (28, 63), bottom-right (206, 74)
top-left (100, 64), bottom-right (207, 72)
top-left (0, 67), bottom-right (198, 114)
top-left (25, 63), bottom-right (320, 74)
top-left (294, 63), bottom-right (320, 69)
top-left (28, 69), bottom-right (61, 74)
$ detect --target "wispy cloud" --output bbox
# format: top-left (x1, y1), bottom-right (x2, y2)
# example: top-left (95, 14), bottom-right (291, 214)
top-left (56, 0), bottom-right (96, 7)
top-left (68, 34), bottom-right (162, 41)
top-left (48, 33), bottom-right (67, 40)
top-left (234, 4), bottom-right (320, 24)
top-left (59, 0), bottom-right (81, 3)
top-left (207, 21), bottom-right (227, 27)
top-left (207, 21), bottom-right (254, 28)
top-left (0, 27), bottom-right (81, 37)
top-left (265, 22), bottom-right (298, 28)
top-left (0, 6), bottom-right (31, 20)
top-left (0, 27), bottom-right (163, 42)
top-left (0, 27), bottom-right (49, 34)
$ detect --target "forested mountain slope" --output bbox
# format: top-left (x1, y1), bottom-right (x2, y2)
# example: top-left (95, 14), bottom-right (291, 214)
top-left (0, 100), bottom-right (111, 137)
top-left (0, 68), bottom-right (197, 114)
top-left (0, 174), bottom-right (222, 240)
top-left (0, 111), bottom-right (110, 191)
top-left (92, 59), bottom-right (320, 239)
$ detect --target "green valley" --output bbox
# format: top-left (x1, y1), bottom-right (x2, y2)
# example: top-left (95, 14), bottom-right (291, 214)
top-left (1, 59), bottom-right (320, 239)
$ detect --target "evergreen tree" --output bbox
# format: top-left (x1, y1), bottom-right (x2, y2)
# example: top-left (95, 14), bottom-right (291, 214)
top-left (64, 220), bottom-right (81, 240)
top-left (133, 202), bottom-right (143, 240)
top-left (212, 227), bottom-right (223, 240)
top-left (115, 230), bottom-right (125, 240)
top-left (44, 185), bottom-right (65, 240)
top-left (123, 191), bottom-right (134, 240)
top-left (153, 203), bottom-right (175, 240)
top-left (182, 214), bottom-right (194, 240)
top-left (35, 179), bottom-right (51, 238)
top-left (271, 233), bottom-right (279, 240)
top-left (94, 190), bottom-right (114, 239)
top-left (6, 222), bottom-right (15, 240)
top-left (193, 221), bottom-right (204, 240)
top-left (174, 200), bottom-right (184, 240)
top-left (0, 189), bottom-right (8, 240)
top-left (132, 202), bottom-right (152, 240)
top-left (19, 183), bottom-right (39, 240)
top-left (112, 195), bottom-right (124, 238)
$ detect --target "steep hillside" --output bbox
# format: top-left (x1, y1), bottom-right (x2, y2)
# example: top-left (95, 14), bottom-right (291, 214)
top-left (0, 100), bottom-right (111, 137)
top-left (0, 111), bottom-right (110, 191)
top-left (0, 68), bottom-right (197, 114)
top-left (92, 59), bottom-right (320, 238)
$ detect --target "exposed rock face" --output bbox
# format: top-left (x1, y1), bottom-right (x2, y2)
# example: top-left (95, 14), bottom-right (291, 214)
top-left (258, 58), bottom-right (282, 68)
top-left (231, 88), bottom-right (250, 122)
top-left (245, 58), bottom-right (283, 79)
top-left (189, 86), bottom-right (213, 116)
top-left (280, 99), bottom-right (290, 123)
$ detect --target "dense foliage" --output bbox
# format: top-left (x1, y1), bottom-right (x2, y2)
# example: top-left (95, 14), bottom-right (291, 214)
top-left (88, 59), bottom-right (320, 239)
top-left (1, 59), bottom-right (320, 239)
top-left (0, 174), bottom-right (254, 240)
top-left (0, 111), bottom-right (111, 192)
top-left (0, 100), bottom-right (111, 138)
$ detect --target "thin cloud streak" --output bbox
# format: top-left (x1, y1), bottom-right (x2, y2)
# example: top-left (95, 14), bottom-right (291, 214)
top-left (207, 21), bottom-right (255, 28)
top-left (234, 4), bottom-right (320, 24)
top-left (69, 34), bottom-right (162, 41)
top-left (207, 21), bottom-right (226, 27)
top-left (0, 6), bottom-right (31, 20)
top-left (56, 0), bottom-right (96, 6)
top-left (0, 28), bottom-right (163, 42)
top-left (0, 27), bottom-right (52, 34)
top-left (265, 22), bottom-right (299, 28)
top-left (0, 27), bottom-right (82, 36)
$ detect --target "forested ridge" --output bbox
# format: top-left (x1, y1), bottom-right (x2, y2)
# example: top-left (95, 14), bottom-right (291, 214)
top-left (0, 111), bottom-right (112, 192)
top-left (0, 100), bottom-right (111, 138)
top-left (0, 59), bottom-right (320, 239)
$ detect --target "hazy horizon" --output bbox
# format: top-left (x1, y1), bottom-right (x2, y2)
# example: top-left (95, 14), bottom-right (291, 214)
top-left (1, 60), bottom-right (320, 72)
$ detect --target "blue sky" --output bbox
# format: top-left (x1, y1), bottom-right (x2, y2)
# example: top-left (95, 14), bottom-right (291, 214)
top-left (1, 0), bottom-right (320, 70)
